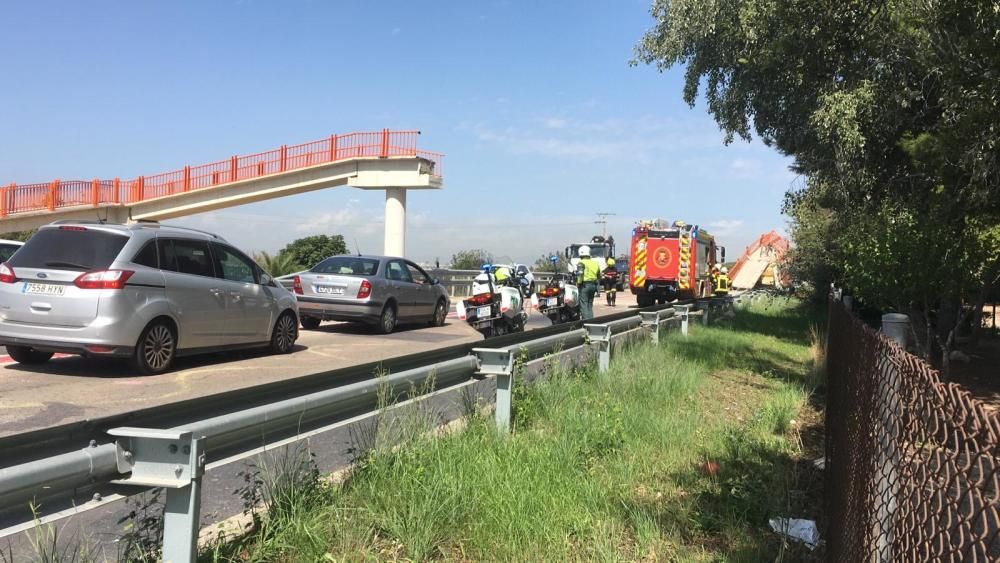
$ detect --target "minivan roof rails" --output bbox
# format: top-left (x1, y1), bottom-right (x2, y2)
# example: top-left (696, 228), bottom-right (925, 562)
top-left (154, 224), bottom-right (225, 240)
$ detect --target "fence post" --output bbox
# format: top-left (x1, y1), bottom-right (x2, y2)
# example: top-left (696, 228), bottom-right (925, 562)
top-left (473, 348), bottom-right (515, 433)
top-left (183, 166), bottom-right (191, 192)
top-left (881, 314), bottom-right (909, 348)
top-left (1, 184), bottom-right (9, 217)
top-left (230, 156), bottom-right (237, 182)
top-left (329, 134), bottom-right (338, 161)
top-left (108, 427), bottom-right (205, 563)
top-left (585, 323), bottom-right (612, 373)
top-left (112, 178), bottom-right (120, 203)
top-left (701, 304), bottom-right (710, 326)
top-left (91, 179), bottom-right (99, 206)
top-left (137, 176), bottom-right (145, 202)
top-left (380, 128), bottom-right (389, 158)
top-left (48, 180), bottom-right (59, 211)
top-left (279, 145), bottom-right (287, 172)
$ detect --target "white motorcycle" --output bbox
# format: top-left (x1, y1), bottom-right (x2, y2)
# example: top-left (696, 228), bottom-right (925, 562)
top-left (455, 266), bottom-right (527, 337)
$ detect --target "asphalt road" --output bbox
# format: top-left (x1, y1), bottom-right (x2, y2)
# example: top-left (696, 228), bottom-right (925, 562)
top-left (0, 293), bottom-right (634, 437)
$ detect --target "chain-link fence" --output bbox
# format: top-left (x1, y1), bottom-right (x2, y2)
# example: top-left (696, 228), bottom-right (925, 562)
top-left (825, 301), bottom-right (1000, 561)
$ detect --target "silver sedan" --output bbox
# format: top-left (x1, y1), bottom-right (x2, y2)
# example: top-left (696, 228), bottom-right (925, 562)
top-left (291, 255), bottom-right (450, 333)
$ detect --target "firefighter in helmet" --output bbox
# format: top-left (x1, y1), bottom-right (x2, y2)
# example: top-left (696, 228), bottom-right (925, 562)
top-left (602, 257), bottom-right (619, 307)
top-left (714, 266), bottom-right (730, 295)
top-left (576, 245), bottom-right (601, 319)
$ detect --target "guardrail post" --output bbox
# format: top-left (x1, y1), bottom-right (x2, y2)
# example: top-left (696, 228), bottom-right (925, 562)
top-left (677, 305), bottom-right (690, 336)
top-left (229, 155), bottom-right (238, 182)
top-left (585, 323), bottom-right (612, 373)
top-left (473, 348), bottom-right (515, 433)
top-left (1, 183), bottom-right (9, 217)
top-left (183, 166), bottom-right (191, 192)
top-left (701, 304), bottom-right (710, 326)
top-left (91, 179), bottom-right (99, 206)
top-left (112, 178), bottom-right (120, 203)
top-left (329, 134), bottom-right (338, 161)
top-left (109, 427), bottom-right (205, 563)
top-left (279, 145), bottom-right (288, 172)
top-left (640, 311), bottom-right (661, 345)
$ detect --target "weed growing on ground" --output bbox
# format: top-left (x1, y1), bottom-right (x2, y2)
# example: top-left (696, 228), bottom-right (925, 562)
top-left (206, 299), bottom-right (823, 561)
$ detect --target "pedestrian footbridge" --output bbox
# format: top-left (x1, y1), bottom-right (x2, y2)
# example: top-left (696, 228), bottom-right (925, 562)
top-left (0, 130), bottom-right (443, 255)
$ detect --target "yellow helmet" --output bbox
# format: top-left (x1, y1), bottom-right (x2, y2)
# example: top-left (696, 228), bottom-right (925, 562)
top-left (607, 258), bottom-right (615, 266)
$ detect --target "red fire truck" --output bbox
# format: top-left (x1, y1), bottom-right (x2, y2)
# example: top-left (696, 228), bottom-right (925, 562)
top-left (628, 219), bottom-right (725, 306)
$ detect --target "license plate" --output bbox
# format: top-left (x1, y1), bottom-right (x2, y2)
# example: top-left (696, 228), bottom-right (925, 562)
top-left (23, 282), bottom-right (65, 296)
top-left (547, 298), bottom-right (559, 307)
top-left (476, 306), bottom-right (492, 318)
top-left (316, 286), bottom-right (344, 295)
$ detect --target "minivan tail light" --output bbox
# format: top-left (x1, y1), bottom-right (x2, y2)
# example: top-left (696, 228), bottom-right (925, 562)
top-left (292, 276), bottom-right (303, 295)
top-left (0, 263), bottom-right (17, 284)
top-left (74, 270), bottom-right (134, 290)
top-left (357, 279), bottom-right (372, 299)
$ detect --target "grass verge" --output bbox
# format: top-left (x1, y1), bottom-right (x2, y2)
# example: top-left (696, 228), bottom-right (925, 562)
top-left (205, 300), bottom-right (825, 562)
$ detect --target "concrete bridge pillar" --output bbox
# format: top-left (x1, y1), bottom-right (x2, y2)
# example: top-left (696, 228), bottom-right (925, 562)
top-left (384, 187), bottom-right (406, 257)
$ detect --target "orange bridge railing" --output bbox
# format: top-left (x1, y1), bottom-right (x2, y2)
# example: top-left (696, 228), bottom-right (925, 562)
top-left (0, 130), bottom-right (443, 218)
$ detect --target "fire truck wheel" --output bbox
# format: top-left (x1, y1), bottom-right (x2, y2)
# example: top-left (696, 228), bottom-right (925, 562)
top-left (637, 293), bottom-right (655, 307)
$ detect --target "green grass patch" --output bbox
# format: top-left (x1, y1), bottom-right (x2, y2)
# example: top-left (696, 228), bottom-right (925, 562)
top-left (205, 300), bottom-right (825, 562)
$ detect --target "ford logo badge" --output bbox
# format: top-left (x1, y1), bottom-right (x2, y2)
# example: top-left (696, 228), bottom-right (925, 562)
top-left (36, 273), bottom-right (48, 279)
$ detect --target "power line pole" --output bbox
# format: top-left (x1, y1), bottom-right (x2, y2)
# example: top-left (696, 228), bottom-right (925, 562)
top-left (595, 212), bottom-right (616, 238)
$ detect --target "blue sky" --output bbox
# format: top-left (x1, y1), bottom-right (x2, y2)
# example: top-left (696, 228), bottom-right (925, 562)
top-left (1, 1), bottom-right (796, 264)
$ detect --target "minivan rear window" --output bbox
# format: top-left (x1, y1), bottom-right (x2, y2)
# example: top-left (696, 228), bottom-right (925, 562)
top-left (8, 228), bottom-right (128, 271)
top-left (311, 257), bottom-right (379, 276)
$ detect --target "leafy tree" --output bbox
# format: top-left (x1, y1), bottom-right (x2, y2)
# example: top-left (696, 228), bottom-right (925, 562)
top-left (0, 230), bottom-right (35, 242)
top-left (252, 251), bottom-right (302, 277)
top-left (450, 249), bottom-right (493, 270)
top-left (533, 252), bottom-right (571, 273)
top-left (278, 235), bottom-right (347, 269)
top-left (635, 0), bottom-right (1000, 373)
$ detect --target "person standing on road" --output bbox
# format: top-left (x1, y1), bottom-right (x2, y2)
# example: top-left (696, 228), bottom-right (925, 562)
top-left (602, 257), bottom-right (619, 307)
top-left (576, 245), bottom-right (601, 319)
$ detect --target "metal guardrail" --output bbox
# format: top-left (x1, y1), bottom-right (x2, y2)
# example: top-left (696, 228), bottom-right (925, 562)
top-left (0, 296), bottom-right (733, 562)
top-left (278, 269), bottom-right (561, 298)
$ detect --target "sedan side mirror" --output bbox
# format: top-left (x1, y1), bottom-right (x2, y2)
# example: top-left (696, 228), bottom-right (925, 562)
top-left (260, 273), bottom-right (273, 286)
top-left (431, 278), bottom-right (440, 285)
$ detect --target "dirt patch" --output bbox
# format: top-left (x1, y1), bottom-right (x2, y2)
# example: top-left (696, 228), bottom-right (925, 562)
top-left (949, 336), bottom-right (1000, 413)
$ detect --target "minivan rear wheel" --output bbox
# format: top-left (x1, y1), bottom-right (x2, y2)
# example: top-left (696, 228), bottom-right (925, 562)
top-left (7, 345), bottom-right (54, 365)
top-left (133, 320), bottom-right (176, 375)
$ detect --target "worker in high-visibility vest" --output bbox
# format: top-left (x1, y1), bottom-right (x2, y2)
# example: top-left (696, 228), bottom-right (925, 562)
top-left (714, 266), bottom-right (730, 295)
top-left (576, 245), bottom-right (601, 319)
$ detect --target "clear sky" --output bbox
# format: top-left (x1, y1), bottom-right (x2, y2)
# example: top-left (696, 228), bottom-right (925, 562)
top-left (1, 0), bottom-right (796, 265)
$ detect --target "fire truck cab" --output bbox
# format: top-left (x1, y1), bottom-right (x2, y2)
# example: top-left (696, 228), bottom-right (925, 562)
top-left (628, 219), bottom-right (724, 306)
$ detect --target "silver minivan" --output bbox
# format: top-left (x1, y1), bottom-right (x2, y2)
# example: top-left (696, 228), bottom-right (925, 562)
top-left (0, 221), bottom-right (299, 374)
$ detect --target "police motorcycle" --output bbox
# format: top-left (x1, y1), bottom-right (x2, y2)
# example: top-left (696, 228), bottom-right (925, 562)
top-left (531, 255), bottom-right (581, 325)
top-left (454, 264), bottom-right (527, 337)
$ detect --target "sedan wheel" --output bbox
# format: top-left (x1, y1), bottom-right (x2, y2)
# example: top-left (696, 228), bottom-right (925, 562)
top-left (301, 316), bottom-right (321, 330)
top-left (270, 312), bottom-right (298, 354)
top-left (430, 299), bottom-right (447, 327)
top-left (378, 303), bottom-right (397, 334)
top-left (134, 321), bottom-right (176, 375)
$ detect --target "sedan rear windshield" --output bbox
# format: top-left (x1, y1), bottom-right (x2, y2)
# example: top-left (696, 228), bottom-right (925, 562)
top-left (311, 257), bottom-right (379, 276)
top-left (8, 228), bottom-right (129, 271)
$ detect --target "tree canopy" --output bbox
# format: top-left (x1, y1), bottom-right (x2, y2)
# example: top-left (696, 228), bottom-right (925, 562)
top-left (533, 252), bottom-right (570, 273)
top-left (450, 249), bottom-right (493, 270)
top-left (278, 235), bottom-right (347, 270)
top-left (636, 0), bottom-right (1000, 367)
